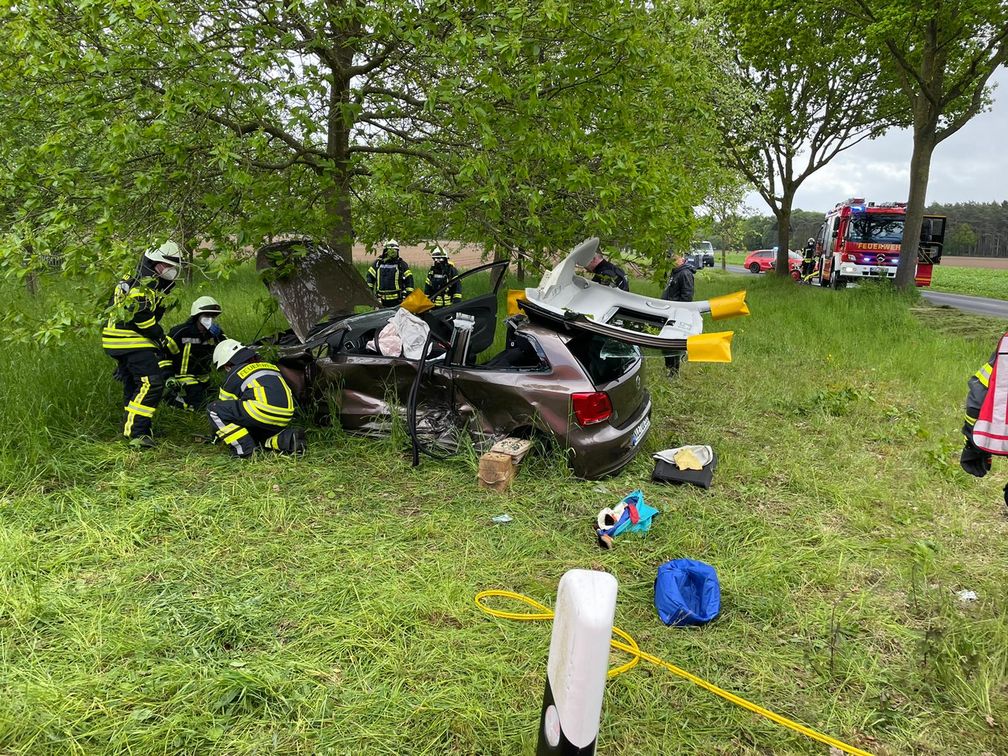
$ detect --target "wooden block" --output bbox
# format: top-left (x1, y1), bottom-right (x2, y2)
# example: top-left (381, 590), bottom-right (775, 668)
top-left (490, 436), bottom-right (534, 463)
top-left (478, 451), bottom-right (518, 492)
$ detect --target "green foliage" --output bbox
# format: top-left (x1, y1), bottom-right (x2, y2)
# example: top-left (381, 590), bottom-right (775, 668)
top-left (845, 0), bottom-right (1008, 287)
top-left (712, 0), bottom-right (902, 261)
top-left (0, 0), bottom-right (733, 339)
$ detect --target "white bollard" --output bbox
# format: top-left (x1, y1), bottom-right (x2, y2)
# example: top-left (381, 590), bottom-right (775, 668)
top-left (536, 569), bottom-right (618, 755)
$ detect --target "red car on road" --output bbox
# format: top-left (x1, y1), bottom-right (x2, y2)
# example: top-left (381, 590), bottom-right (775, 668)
top-left (744, 249), bottom-right (802, 279)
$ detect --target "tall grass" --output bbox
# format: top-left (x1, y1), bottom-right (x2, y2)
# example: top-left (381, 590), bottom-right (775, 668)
top-left (1, 265), bottom-right (1006, 754)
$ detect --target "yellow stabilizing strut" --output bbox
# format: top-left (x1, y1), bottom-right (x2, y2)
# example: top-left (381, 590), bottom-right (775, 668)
top-left (474, 590), bottom-right (874, 756)
top-left (708, 290), bottom-right (749, 320)
top-left (686, 331), bottom-right (734, 363)
top-left (401, 289), bottom-right (436, 315)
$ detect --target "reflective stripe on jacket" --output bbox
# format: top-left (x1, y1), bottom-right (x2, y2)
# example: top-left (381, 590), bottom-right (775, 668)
top-left (219, 361), bottom-right (295, 427)
top-left (424, 262), bottom-right (462, 307)
top-left (102, 277), bottom-right (170, 353)
top-left (972, 333), bottom-right (1008, 454)
top-left (366, 258), bottom-right (414, 303)
top-left (167, 316), bottom-right (225, 380)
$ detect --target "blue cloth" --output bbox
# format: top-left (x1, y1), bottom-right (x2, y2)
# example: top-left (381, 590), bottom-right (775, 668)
top-left (654, 559), bottom-right (720, 627)
top-left (601, 490), bottom-right (659, 538)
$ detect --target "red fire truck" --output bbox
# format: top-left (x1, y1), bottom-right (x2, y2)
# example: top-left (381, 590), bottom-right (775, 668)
top-left (813, 198), bottom-right (946, 288)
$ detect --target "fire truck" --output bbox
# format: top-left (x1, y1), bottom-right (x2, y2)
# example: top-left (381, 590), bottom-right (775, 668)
top-left (813, 198), bottom-right (946, 288)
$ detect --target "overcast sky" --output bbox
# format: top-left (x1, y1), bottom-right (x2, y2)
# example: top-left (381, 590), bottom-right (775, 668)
top-left (744, 68), bottom-right (1008, 216)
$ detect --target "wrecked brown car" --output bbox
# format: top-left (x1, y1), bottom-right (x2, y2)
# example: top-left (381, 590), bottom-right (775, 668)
top-left (259, 237), bottom-right (747, 479)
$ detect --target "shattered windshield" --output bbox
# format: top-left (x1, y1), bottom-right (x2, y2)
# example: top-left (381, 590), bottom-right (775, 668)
top-left (846, 215), bottom-right (904, 245)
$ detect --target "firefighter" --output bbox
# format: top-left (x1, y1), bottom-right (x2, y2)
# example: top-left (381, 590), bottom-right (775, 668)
top-left (102, 241), bottom-right (182, 447)
top-left (423, 245), bottom-right (462, 307)
top-left (960, 331), bottom-right (1008, 507)
top-left (801, 237), bottom-right (817, 282)
top-left (366, 239), bottom-right (415, 307)
top-left (207, 339), bottom-right (305, 457)
top-left (164, 296), bottom-right (227, 410)
top-left (661, 251), bottom-right (695, 376)
top-left (585, 251), bottom-right (629, 291)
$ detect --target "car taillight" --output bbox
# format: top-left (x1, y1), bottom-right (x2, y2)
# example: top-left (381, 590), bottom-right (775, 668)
top-left (842, 253), bottom-right (856, 262)
top-left (572, 392), bottom-right (613, 426)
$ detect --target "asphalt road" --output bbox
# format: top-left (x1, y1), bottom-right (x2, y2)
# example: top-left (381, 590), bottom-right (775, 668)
top-left (722, 264), bottom-right (1008, 319)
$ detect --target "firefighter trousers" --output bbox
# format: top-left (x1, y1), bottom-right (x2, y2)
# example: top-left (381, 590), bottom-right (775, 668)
top-left (207, 399), bottom-right (305, 458)
top-left (109, 348), bottom-right (167, 439)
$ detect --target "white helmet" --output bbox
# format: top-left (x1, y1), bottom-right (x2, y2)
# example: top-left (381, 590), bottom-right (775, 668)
top-left (145, 240), bottom-right (183, 267)
top-left (190, 296), bottom-right (222, 318)
top-left (382, 239), bottom-right (400, 255)
top-left (212, 338), bottom-right (245, 369)
top-left (430, 245), bottom-right (448, 261)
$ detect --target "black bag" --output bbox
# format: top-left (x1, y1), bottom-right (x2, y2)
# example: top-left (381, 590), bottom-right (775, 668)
top-left (651, 451), bottom-right (717, 489)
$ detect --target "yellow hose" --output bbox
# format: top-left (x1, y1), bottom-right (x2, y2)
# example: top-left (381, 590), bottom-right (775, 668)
top-left (474, 589), bottom-right (874, 756)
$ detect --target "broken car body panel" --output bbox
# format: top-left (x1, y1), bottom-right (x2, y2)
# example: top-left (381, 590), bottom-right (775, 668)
top-left (523, 237), bottom-right (746, 353)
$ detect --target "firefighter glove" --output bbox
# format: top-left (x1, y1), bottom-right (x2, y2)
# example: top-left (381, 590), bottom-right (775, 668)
top-left (960, 439), bottom-right (992, 478)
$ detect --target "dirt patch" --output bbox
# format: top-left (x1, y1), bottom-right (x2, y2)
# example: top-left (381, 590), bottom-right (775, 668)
top-left (940, 256), bottom-right (1008, 269)
top-left (352, 241), bottom-right (488, 269)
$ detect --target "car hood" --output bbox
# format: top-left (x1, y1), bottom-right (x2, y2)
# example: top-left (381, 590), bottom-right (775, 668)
top-left (256, 238), bottom-right (378, 342)
top-left (521, 237), bottom-right (747, 352)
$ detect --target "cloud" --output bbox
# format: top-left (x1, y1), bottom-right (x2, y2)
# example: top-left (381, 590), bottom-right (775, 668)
top-left (745, 68), bottom-right (1008, 215)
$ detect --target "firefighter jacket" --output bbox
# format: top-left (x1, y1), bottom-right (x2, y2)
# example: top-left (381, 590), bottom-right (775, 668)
top-left (424, 261), bottom-right (462, 307)
top-left (803, 240), bottom-right (816, 263)
top-left (166, 316), bottom-right (227, 383)
top-left (366, 257), bottom-right (414, 306)
top-left (101, 276), bottom-right (175, 355)
top-left (219, 357), bottom-right (295, 429)
top-left (662, 262), bottom-right (695, 303)
top-left (591, 259), bottom-right (629, 291)
top-left (964, 332), bottom-right (1008, 454)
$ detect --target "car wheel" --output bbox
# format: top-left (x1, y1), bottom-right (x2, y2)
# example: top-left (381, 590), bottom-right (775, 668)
top-left (790, 268), bottom-right (801, 282)
top-left (749, 262), bottom-right (760, 274)
top-left (830, 269), bottom-right (846, 289)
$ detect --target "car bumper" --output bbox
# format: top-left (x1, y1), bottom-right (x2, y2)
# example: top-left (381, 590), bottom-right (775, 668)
top-left (566, 392), bottom-right (652, 479)
top-left (838, 263), bottom-right (896, 279)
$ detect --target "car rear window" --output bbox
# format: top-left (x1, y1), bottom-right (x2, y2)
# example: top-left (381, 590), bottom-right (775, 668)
top-left (566, 334), bottom-right (641, 385)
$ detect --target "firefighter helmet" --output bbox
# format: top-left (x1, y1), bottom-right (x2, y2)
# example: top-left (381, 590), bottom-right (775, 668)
top-left (212, 339), bottom-right (245, 369)
top-left (145, 240), bottom-right (182, 281)
top-left (382, 239), bottom-right (400, 256)
top-left (190, 296), bottom-right (222, 318)
top-left (145, 240), bottom-right (183, 267)
top-left (807, 237), bottom-right (815, 245)
top-left (430, 245), bottom-right (448, 261)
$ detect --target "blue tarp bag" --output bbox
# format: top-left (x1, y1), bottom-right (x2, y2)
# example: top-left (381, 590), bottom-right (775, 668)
top-left (654, 559), bottom-right (721, 627)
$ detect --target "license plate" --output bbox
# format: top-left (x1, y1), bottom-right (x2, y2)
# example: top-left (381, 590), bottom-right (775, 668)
top-left (870, 266), bottom-right (886, 274)
top-left (631, 415), bottom-right (651, 447)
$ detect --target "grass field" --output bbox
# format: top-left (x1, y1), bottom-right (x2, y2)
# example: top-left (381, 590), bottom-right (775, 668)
top-left (1, 267), bottom-right (1007, 754)
top-left (929, 265), bottom-right (1008, 301)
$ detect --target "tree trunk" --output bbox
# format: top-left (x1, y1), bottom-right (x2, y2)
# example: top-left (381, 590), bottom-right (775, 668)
top-left (24, 243), bottom-right (38, 296)
top-left (325, 39), bottom-right (355, 261)
top-left (180, 215), bottom-right (195, 284)
top-left (896, 131), bottom-right (936, 289)
top-left (774, 194), bottom-right (794, 278)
